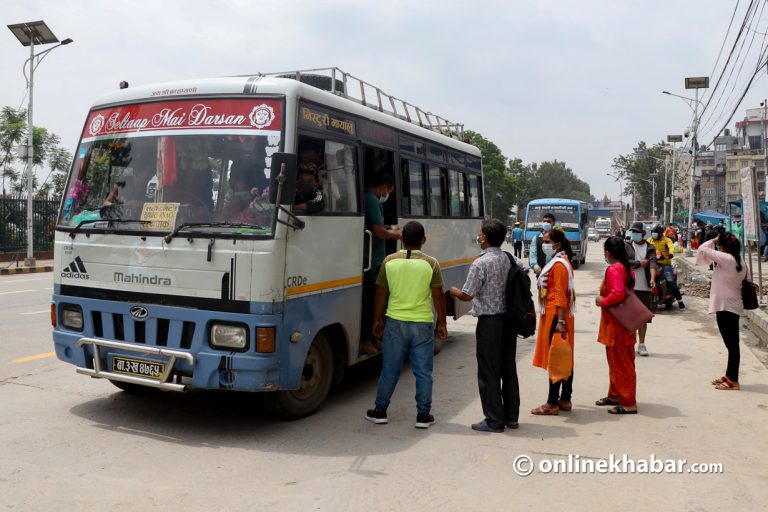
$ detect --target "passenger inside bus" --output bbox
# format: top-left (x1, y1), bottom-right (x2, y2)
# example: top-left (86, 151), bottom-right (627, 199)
top-left (102, 141), bottom-right (157, 215)
top-left (293, 144), bottom-right (325, 214)
top-left (164, 137), bottom-right (215, 221)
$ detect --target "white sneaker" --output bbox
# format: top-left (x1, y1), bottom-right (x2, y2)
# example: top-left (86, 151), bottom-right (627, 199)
top-left (637, 344), bottom-right (649, 356)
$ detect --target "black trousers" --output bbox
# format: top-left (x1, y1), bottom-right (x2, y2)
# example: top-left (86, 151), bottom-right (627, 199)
top-left (513, 241), bottom-right (522, 258)
top-left (716, 311), bottom-right (740, 382)
top-left (476, 315), bottom-right (520, 428)
top-left (546, 316), bottom-right (573, 405)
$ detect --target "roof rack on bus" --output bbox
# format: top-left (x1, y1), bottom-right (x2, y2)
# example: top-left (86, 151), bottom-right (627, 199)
top-left (253, 67), bottom-right (466, 140)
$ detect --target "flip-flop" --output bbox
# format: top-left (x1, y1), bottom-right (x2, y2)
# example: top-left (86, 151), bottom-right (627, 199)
top-left (711, 376), bottom-right (727, 385)
top-left (531, 404), bottom-right (559, 416)
top-left (595, 397), bottom-right (620, 406)
top-left (714, 377), bottom-right (740, 390)
top-left (608, 405), bottom-right (638, 415)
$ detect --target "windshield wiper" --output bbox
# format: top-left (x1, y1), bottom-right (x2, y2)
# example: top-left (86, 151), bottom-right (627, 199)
top-left (68, 218), bottom-right (149, 238)
top-left (163, 222), bottom-right (263, 243)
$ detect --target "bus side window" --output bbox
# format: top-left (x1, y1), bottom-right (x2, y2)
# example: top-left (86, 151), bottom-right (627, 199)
top-left (323, 140), bottom-right (358, 213)
top-left (400, 158), bottom-right (426, 216)
top-left (428, 165), bottom-right (448, 217)
top-left (467, 174), bottom-right (481, 217)
top-left (449, 170), bottom-right (467, 217)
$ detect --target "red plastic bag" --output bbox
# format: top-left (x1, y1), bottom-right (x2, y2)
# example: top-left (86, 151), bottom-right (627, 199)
top-left (548, 332), bottom-right (573, 383)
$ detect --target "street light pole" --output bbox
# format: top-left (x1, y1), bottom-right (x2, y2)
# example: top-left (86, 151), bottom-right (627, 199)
top-left (7, 21), bottom-right (72, 266)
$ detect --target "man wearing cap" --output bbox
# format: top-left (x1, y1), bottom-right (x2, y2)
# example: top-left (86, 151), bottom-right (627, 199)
top-left (511, 221), bottom-right (524, 258)
top-left (626, 222), bottom-right (658, 356)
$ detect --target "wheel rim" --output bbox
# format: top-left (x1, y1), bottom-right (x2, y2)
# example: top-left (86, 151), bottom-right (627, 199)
top-left (289, 343), bottom-right (323, 400)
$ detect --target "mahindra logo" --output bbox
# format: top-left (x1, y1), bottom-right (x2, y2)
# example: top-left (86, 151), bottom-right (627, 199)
top-left (129, 306), bottom-right (149, 320)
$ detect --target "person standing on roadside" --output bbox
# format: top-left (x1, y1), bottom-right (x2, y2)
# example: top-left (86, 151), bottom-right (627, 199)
top-left (530, 212), bottom-right (557, 276)
top-left (365, 221), bottom-right (447, 428)
top-left (697, 232), bottom-right (747, 391)
top-left (625, 222), bottom-right (657, 356)
top-left (511, 221), bottom-right (524, 259)
top-left (530, 228), bottom-right (576, 416)
top-left (595, 236), bottom-right (638, 415)
top-left (450, 218), bottom-right (520, 433)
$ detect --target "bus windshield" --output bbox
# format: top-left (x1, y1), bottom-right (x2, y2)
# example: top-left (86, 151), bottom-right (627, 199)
top-left (526, 204), bottom-right (580, 232)
top-left (59, 98), bottom-right (283, 237)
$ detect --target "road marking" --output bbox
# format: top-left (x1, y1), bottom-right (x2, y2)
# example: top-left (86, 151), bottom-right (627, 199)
top-left (12, 352), bottom-right (55, 364)
top-left (0, 289), bottom-right (36, 295)
top-left (44, 287), bottom-right (52, 290)
top-left (22, 309), bottom-right (51, 315)
top-left (0, 277), bottom-right (52, 283)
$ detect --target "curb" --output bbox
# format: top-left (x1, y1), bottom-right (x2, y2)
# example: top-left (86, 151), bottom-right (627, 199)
top-left (0, 265), bottom-right (53, 276)
top-left (676, 255), bottom-right (768, 348)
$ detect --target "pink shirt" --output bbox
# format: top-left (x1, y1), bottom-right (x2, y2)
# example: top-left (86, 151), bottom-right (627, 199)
top-left (696, 238), bottom-right (748, 315)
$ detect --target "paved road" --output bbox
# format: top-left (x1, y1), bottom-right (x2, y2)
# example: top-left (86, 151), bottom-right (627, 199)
top-left (1, 251), bottom-right (768, 511)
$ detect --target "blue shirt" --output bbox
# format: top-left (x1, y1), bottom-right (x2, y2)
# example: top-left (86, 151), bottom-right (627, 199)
top-left (511, 227), bottom-right (524, 242)
top-left (364, 190), bottom-right (385, 268)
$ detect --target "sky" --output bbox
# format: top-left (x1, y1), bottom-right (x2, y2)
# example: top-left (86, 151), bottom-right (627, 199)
top-left (2, 0), bottom-right (767, 200)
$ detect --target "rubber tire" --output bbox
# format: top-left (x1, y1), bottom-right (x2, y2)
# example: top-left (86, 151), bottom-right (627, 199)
top-left (266, 333), bottom-right (334, 420)
top-left (572, 259), bottom-right (580, 269)
top-left (110, 380), bottom-right (159, 395)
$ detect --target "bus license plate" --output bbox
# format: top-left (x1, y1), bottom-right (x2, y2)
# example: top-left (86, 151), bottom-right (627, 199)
top-left (112, 356), bottom-right (164, 380)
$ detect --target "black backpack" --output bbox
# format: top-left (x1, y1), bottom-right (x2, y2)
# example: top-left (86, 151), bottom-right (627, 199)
top-left (504, 252), bottom-right (537, 338)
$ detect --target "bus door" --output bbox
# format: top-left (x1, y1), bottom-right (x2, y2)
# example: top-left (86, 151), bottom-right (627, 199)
top-left (284, 134), bottom-right (364, 359)
top-left (361, 144), bottom-right (397, 353)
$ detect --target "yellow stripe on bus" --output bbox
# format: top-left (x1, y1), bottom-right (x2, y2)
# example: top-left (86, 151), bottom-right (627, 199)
top-left (285, 257), bottom-right (475, 297)
top-left (439, 256), bottom-right (477, 269)
top-left (286, 276), bottom-right (363, 296)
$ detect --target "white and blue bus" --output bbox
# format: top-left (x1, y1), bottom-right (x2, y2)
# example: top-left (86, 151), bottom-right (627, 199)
top-left (51, 69), bottom-right (484, 418)
top-left (523, 198), bottom-right (589, 267)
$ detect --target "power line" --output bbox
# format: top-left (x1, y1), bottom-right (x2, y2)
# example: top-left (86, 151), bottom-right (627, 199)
top-left (699, 0), bottom-right (761, 130)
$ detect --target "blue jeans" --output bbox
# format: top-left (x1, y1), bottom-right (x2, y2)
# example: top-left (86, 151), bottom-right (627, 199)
top-left (661, 264), bottom-right (682, 300)
top-left (374, 318), bottom-right (435, 414)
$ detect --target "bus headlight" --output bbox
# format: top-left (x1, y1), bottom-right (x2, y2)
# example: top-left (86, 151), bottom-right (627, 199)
top-left (61, 304), bottom-right (83, 331)
top-left (210, 323), bottom-right (248, 350)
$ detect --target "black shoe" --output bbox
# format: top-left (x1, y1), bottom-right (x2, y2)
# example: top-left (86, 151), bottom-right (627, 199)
top-left (505, 421), bottom-right (519, 429)
top-left (471, 420), bottom-right (504, 433)
top-left (365, 408), bottom-right (388, 424)
top-left (415, 412), bottom-right (435, 429)
top-left (678, 301), bottom-right (685, 310)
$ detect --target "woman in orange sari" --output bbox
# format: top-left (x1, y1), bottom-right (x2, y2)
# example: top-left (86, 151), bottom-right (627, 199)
top-left (595, 236), bottom-right (638, 414)
top-left (531, 228), bottom-right (576, 415)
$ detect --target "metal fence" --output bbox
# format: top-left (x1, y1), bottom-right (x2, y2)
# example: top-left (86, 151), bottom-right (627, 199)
top-left (0, 196), bottom-right (59, 254)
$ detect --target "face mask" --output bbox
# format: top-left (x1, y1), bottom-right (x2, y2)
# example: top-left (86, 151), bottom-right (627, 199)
top-left (605, 257), bottom-right (611, 265)
top-left (542, 222), bottom-right (552, 232)
top-left (379, 193), bottom-right (389, 204)
top-left (651, 233), bottom-right (660, 240)
top-left (542, 243), bottom-right (555, 256)
top-left (631, 232), bottom-right (642, 242)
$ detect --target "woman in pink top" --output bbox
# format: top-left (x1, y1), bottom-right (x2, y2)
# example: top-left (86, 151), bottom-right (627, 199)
top-left (696, 232), bottom-right (747, 390)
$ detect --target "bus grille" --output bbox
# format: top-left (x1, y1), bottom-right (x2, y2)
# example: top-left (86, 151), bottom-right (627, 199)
top-left (91, 312), bottom-right (196, 350)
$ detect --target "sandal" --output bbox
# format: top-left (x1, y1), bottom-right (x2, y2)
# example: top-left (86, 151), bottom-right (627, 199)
top-left (531, 404), bottom-right (559, 416)
top-left (595, 397), bottom-right (620, 406)
top-left (711, 376), bottom-right (727, 385)
top-left (608, 405), bottom-right (638, 415)
top-left (558, 400), bottom-right (573, 411)
top-left (714, 377), bottom-right (740, 390)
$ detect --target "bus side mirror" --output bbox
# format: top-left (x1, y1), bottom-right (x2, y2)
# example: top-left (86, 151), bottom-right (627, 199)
top-left (269, 152), bottom-right (298, 204)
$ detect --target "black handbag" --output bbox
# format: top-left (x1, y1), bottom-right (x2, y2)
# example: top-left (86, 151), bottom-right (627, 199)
top-left (742, 278), bottom-right (759, 310)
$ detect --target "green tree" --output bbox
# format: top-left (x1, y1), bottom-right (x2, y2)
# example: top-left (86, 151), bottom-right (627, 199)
top-left (465, 130), bottom-right (518, 220)
top-left (517, 160), bottom-right (594, 212)
top-left (39, 147), bottom-right (73, 199)
top-left (612, 141), bottom-right (668, 219)
top-left (0, 107), bottom-right (27, 195)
